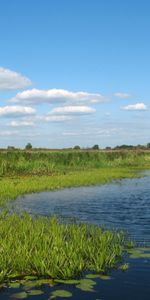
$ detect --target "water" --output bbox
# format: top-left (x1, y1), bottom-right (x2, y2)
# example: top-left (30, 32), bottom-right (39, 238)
top-left (1, 173), bottom-right (150, 299)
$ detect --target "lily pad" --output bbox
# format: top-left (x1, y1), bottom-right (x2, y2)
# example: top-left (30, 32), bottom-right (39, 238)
top-left (55, 279), bottom-right (80, 285)
top-left (76, 283), bottom-right (94, 292)
top-left (99, 274), bottom-right (111, 280)
top-left (28, 289), bottom-right (44, 296)
top-left (23, 280), bottom-right (37, 290)
top-left (9, 282), bottom-right (21, 289)
top-left (79, 279), bottom-right (96, 286)
top-left (86, 274), bottom-right (99, 279)
top-left (129, 247), bottom-right (150, 259)
top-left (76, 278), bottom-right (96, 292)
top-left (11, 292), bottom-right (28, 299)
top-left (51, 289), bottom-right (72, 299)
top-left (23, 278), bottom-right (53, 290)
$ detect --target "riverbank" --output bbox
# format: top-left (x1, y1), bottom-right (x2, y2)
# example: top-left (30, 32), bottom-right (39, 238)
top-left (0, 167), bottom-right (143, 206)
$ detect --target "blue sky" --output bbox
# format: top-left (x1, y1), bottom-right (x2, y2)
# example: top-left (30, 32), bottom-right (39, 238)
top-left (0, 0), bottom-right (150, 148)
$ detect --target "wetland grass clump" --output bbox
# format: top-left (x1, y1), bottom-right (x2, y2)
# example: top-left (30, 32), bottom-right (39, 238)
top-left (0, 213), bottom-right (126, 283)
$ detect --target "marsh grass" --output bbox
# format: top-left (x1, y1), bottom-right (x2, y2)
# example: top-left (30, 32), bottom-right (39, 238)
top-left (0, 150), bottom-right (149, 176)
top-left (0, 168), bottom-right (141, 206)
top-left (0, 213), bottom-right (127, 284)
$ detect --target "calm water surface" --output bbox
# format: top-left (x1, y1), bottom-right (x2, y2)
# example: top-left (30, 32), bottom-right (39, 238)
top-left (1, 172), bottom-right (150, 300)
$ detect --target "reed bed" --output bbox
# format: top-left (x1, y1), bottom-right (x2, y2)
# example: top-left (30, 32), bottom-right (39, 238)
top-left (0, 150), bottom-right (149, 176)
top-left (0, 213), bottom-right (127, 283)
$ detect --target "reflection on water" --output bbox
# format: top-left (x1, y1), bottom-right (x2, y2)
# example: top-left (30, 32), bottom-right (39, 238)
top-left (2, 172), bottom-right (150, 299)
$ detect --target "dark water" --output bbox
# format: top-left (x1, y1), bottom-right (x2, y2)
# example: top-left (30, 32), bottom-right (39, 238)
top-left (1, 173), bottom-right (150, 299)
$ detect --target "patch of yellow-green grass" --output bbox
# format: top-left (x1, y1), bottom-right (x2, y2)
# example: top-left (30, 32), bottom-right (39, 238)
top-left (0, 168), bottom-right (141, 206)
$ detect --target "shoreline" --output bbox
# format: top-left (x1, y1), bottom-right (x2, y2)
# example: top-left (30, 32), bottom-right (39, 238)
top-left (0, 167), bottom-right (146, 207)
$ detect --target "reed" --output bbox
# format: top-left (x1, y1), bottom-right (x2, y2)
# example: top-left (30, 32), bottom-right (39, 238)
top-left (0, 150), bottom-right (149, 176)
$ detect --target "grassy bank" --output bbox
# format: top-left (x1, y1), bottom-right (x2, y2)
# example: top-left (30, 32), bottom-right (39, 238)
top-left (0, 150), bottom-right (150, 206)
top-left (0, 168), bottom-right (142, 206)
top-left (0, 213), bottom-right (129, 283)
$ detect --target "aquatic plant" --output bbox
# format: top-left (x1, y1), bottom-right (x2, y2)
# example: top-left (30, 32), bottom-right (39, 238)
top-left (0, 213), bottom-right (127, 284)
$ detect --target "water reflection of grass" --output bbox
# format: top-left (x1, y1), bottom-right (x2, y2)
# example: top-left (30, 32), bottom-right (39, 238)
top-left (0, 213), bottom-right (128, 284)
top-left (0, 168), bottom-right (141, 206)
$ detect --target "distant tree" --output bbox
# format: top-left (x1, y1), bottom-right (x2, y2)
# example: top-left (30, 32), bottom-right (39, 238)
top-left (74, 145), bottom-right (81, 150)
top-left (92, 144), bottom-right (99, 150)
top-left (7, 146), bottom-right (15, 150)
top-left (147, 143), bottom-right (150, 148)
top-left (25, 143), bottom-right (32, 150)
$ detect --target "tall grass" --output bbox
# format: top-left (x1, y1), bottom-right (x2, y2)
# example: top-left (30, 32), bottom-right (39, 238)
top-left (0, 150), bottom-right (149, 176)
top-left (0, 213), bottom-right (127, 283)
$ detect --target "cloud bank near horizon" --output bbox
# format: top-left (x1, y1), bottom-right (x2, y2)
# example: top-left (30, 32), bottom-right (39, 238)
top-left (0, 66), bottom-right (149, 148)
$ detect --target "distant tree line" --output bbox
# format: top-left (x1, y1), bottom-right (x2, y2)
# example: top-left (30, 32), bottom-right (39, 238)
top-left (1, 143), bottom-right (150, 151)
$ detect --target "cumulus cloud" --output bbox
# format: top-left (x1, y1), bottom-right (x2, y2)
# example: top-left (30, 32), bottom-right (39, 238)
top-left (0, 106), bottom-right (36, 117)
top-left (121, 103), bottom-right (147, 111)
top-left (10, 88), bottom-right (106, 105)
top-left (0, 67), bottom-right (32, 91)
top-left (114, 92), bottom-right (131, 99)
top-left (50, 106), bottom-right (96, 115)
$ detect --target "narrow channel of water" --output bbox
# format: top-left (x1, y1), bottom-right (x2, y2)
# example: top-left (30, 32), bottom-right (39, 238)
top-left (1, 172), bottom-right (150, 299)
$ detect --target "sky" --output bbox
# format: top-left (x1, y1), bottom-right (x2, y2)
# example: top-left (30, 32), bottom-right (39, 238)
top-left (0, 0), bottom-right (150, 148)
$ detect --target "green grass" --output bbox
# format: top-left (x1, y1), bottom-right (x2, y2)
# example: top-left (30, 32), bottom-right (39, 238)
top-left (0, 150), bottom-right (150, 176)
top-left (0, 150), bottom-right (149, 206)
top-left (0, 151), bottom-right (144, 286)
top-left (0, 213), bottom-right (128, 283)
top-left (0, 168), bottom-right (141, 206)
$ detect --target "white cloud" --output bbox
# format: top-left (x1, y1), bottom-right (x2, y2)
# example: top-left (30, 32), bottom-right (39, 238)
top-left (40, 115), bottom-right (73, 122)
top-left (10, 88), bottom-right (106, 105)
top-left (51, 106), bottom-right (96, 115)
top-left (10, 120), bottom-right (35, 127)
top-left (0, 106), bottom-right (36, 117)
top-left (0, 67), bottom-right (32, 91)
top-left (114, 92), bottom-right (131, 99)
top-left (121, 102), bottom-right (147, 111)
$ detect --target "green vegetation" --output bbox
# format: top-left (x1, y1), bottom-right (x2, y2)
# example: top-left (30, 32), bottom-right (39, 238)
top-left (0, 150), bottom-right (148, 290)
top-left (0, 168), bottom-right (141, 206)
top-left (0, 150), bottom-right (150, 206)
top-left (25, 143), bottom-right (32, 150)
top-left (0, 213), bottom-right (128, 284)
top-left (0, 150), bottom-right (150, 176)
